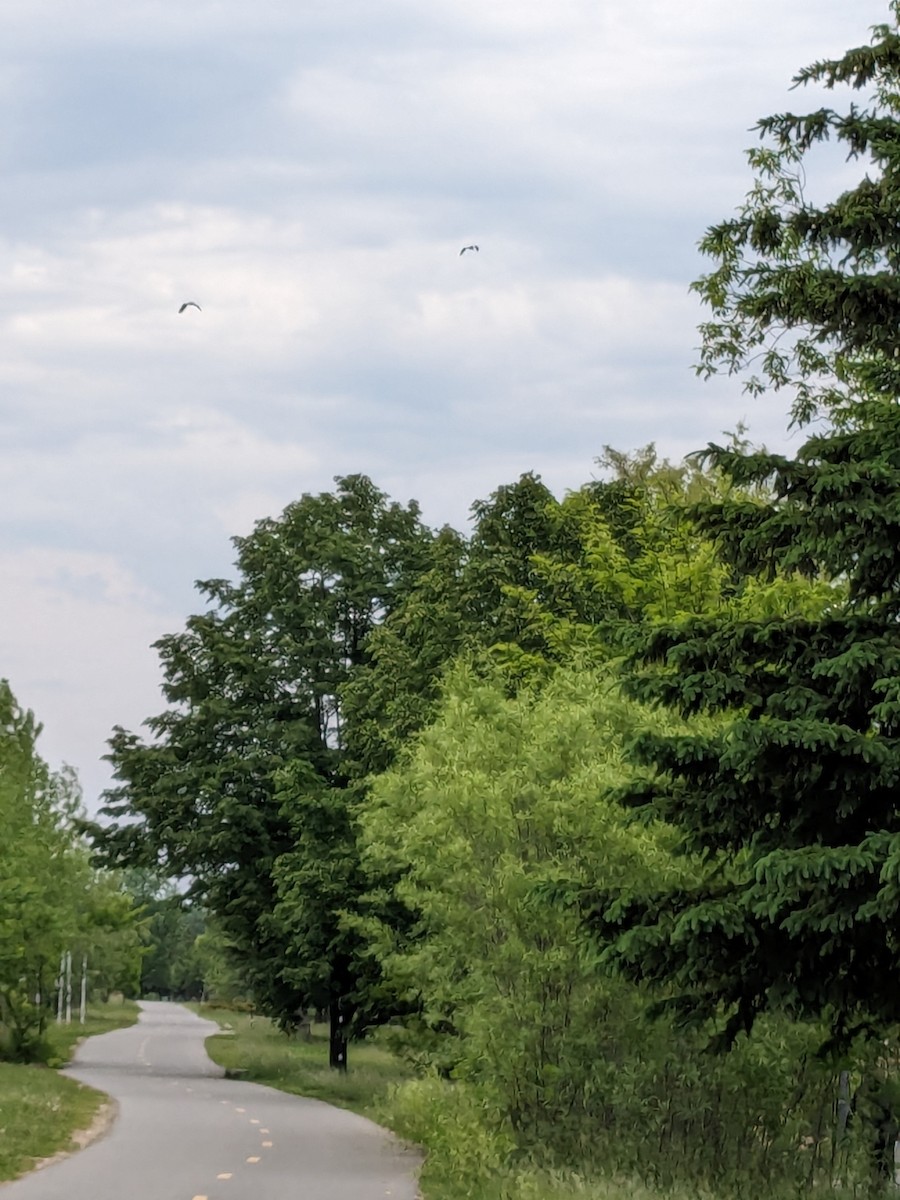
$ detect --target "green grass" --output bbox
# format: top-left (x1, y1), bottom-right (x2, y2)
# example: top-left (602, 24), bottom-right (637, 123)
top-left (45, 995), bottom-right (140, 1066)
top-left (0, 1064), bottom-right (105, 1180)
top-left (197, 1006), bottom-right (414, 1117)
top-left (418, 1175), bottom-right (727, 1200)
top-left (0, 998), bottom-right (139, 1183)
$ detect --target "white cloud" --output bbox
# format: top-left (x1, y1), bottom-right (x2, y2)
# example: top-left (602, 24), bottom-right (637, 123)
top-left (1, 205), bottom-right (696, 414)
top-left (0, 548), bottom-right (178, 808)
top-left (0, 407), bottom-right (321, 547)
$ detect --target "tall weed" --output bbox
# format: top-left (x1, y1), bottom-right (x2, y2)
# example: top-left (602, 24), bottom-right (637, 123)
top-left (382, 1015), bottom-right (890, 1199)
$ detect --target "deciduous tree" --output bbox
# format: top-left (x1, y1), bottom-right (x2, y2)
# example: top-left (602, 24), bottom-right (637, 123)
top-left (93, 476), bottom-right (434, 1056)
top-left (0, 683), bottom-right (139, 1059)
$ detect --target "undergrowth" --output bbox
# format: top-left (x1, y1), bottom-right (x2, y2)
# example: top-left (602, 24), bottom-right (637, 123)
top-left (199, 1006), bottom-right (894, 1200)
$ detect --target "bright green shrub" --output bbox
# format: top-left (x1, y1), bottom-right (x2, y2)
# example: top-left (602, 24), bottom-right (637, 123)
top-left (360, 664), bottom-right (882, 1196)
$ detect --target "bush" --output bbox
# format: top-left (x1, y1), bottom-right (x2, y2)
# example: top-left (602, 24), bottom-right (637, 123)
top-left (382, 1044), bottom-right (886, 1200)
top-left (386, 1076), bottom-right (516, 1191)
top-left (0, 1025), bottom-right (54, 1066)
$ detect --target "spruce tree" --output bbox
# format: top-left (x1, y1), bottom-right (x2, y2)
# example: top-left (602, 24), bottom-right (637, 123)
top-left (596, 404), bottom-right (900, 1037)
top-left (692, 3), bottom-right (900, 425)
top-left (589, 3), bottom-right (900, 1122)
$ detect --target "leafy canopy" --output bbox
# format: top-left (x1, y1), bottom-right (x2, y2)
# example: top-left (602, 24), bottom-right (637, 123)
top-left (93, 475), bottom-right (434, 1030)
top-left (0, 682), bottom-right (140, 1060)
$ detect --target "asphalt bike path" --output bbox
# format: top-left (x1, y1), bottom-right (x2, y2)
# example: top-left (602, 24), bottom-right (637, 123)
top-left (1, 1001), bottom-right (421, 1200)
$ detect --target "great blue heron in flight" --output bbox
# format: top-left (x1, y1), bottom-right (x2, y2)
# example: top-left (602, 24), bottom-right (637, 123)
top-left (178, 301), bottom-right (202, 313)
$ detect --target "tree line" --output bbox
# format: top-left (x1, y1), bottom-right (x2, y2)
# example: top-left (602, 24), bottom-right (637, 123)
top-left (0, 683), bottom-right (142, 1060)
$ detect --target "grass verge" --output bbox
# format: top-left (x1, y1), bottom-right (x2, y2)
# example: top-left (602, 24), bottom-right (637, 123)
top-left (196, 1006), bottom-right (414, 1117)
top-left (0, 998), bottom-right (139, 1183)
top-left (0, 1065), bottom-right (105, 1181)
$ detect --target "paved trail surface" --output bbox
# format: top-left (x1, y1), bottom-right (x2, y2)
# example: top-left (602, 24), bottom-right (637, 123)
top-left (2, 1001), bottom-right (420, 1200)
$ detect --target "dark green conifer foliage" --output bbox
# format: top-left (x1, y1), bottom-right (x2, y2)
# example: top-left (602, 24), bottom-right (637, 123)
top-left (693, 2), bottom-right (900, 425)
top-left (593, 8), bottom-right (900, 1093)
top-left (596, 403), bottom-right (900, 1046)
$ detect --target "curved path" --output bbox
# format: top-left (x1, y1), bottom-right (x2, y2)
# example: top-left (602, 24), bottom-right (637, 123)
top-left (2, 1001), bottom-right (421, 1200)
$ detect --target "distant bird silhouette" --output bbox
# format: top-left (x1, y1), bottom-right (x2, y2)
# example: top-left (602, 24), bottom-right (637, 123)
top-left (178, 301), bottom-right (201, 313)
top-left (459, 245), bottom-right (479, 255)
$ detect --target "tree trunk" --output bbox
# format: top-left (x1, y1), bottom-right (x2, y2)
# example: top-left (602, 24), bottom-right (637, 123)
top-left (329, 997), bottom-right (348, 1071)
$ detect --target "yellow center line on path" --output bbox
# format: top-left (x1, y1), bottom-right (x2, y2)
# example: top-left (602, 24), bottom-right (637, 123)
top-left (261, 1140), bottom-right (273, 1148)
top-left (217, 1173), bottom-right (233, 1180)
top-left (246, 1156), bottom-right (261, 1164)
top-left (235, 1107), bottom-right (246, 1113)
top-left (259, 1128), bottom-right (269, 1134)
top-left (250, 1118), bottom-right (260, 1124)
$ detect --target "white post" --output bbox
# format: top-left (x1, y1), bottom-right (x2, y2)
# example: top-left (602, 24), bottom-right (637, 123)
top-left (56, 952), bottom-right (65, 1024)
top-left (65, 951), bottom-right (72, 1025)
top-left (79, 955), bottom-right (87, 1025)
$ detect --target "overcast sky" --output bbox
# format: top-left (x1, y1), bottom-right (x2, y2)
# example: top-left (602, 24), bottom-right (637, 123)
top-left (0, 0), bottom-right (890, 808)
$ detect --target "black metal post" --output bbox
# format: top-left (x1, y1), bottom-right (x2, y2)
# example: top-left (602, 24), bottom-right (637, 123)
top-left (329, 997), bottom-right (348, 1072)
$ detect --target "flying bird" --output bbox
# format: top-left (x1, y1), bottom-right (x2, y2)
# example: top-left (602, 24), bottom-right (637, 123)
top-left (459, 245), bottom-right (479, 255)
top-left (178, 301), bottom-right (202, 313)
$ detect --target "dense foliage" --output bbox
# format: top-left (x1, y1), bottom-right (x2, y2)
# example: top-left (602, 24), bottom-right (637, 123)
top-left (582, 6), bottom-right (900, 1183)
top-left (692, 3), bottom-right (900, 424)
top-left (0, 682), bottom-right (141, 1061)
top-left (592, 406), bottom-right (900, 1047)
top-left (93, 475), bottom-right (436, 1058)
top-left (359, 666), bottom-right (680, 1132)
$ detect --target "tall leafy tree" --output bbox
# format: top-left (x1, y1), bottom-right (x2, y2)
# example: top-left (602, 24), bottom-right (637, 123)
top-left (272, 760), bottom-right (386, 1068)
top-left (358, 664), bottom-right (680, 1138)
top-left (0, 682), bottom-right (140, 1060)
top-left (343, 453), bottom-right (827, 779)
top-left (93, 475), bottom-right (434, 1054)
top-left (123, 871), bottom-right (208, 999)
top-left (342, 472), bottom-right (575, 775)
top-left (0, 684), bottom-right (77, 1057)
top-left (340, 525), bottom-right (470, 781)
top-left (475, 442), bottom-right (834, 680)
top-left (493, 445), bottom-right (739, 667)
